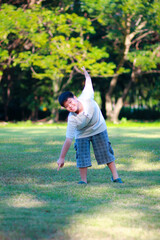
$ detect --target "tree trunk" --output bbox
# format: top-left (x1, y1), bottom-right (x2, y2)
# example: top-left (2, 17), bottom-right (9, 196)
top-left (111, 81), bottom-right (133, 123)
top-left (105, 14), bottom-right (144, 121)
top-left (111, 60), bottom-right (137, 123)
top-left (4, 71), bottom-right (12, 121)
top-left (52, 108), bottom-right (59, 122)
top-left (111, 97), bottom-right (123, 123)
top-left (105, 57), bottom-right (128, 120)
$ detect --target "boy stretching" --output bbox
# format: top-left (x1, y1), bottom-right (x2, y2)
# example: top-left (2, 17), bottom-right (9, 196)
top-left (57, 67), bottom-right (123, 184)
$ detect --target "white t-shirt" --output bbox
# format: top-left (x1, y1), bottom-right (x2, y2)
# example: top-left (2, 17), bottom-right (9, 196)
top-left (66, 73), bottom-right (107, 139)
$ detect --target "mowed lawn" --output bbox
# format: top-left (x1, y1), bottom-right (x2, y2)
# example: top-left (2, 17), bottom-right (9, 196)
top-left (0, 125), bottom-right (160, 240)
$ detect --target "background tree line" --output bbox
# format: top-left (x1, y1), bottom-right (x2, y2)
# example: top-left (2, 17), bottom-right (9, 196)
top-left (0, 0), bottom-right (160, 122)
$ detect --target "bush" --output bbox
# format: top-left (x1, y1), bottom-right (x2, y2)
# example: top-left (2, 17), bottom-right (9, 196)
top-left (119, 107), bottom-right (160, 121)
top-left (58, 109), bottom-right (69, 121)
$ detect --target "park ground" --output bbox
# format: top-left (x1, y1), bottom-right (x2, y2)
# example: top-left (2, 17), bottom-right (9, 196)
top-left (0, 121), bottom-right (160, 240)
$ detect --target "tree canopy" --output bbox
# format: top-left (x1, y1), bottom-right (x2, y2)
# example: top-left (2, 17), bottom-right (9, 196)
top-left (0, 0), bottom-right (160, 122)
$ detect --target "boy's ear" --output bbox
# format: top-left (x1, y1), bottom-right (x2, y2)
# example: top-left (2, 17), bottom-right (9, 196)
top-left (74, 96), bottom-right (77, 100)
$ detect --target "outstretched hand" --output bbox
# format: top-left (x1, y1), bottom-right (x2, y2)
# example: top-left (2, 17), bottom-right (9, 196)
top-left (81, 66), bottom-right (86, 72)
top-left (57, 158), bottom-right (64, 171)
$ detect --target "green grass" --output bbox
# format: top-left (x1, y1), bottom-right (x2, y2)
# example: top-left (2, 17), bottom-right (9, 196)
top-left (0, 125), bottom-right (160, 240)
top-left (0, 119), bottom-right (160, 128)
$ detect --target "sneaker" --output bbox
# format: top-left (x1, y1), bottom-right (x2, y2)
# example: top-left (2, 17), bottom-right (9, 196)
top-left (111, 176), bottom-right (123, 183)
top-left (78, 181), bottom-right (87, 184)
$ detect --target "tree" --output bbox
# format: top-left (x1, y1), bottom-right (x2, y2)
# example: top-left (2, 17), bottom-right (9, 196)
top-left (0, 3), bottom-right (115, 121)
top-left (81, 0), bottom-right (160, 122)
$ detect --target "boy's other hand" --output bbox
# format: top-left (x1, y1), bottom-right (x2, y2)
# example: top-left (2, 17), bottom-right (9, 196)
top-left (57, 158), bottom-right (64, 171)
top-left (81, 66), bottom-right (86, 71)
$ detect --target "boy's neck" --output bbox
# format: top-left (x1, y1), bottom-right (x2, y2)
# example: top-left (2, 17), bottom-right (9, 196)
top-left (75, 101), bottom-right (83, 114)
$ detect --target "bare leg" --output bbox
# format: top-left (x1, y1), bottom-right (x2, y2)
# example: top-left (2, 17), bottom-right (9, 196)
top-left (79, 167), bottom-right (88, 183)
top-left (107, 161), bottom-right (119, 180)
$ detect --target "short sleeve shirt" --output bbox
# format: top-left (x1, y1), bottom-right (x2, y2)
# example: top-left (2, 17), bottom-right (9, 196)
top-left (66, 78), bottom-right (106, 139)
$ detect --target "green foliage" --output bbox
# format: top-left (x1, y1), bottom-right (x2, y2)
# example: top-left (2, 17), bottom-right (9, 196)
top-left (81, 0), bottom-right (160, 121)
top-left (0, 4), bottom-right (113, 82)
top-left (0, 3), bottom-right (116, 120)
top-left (128, 48), bottom-right (160, 71)
top-left (82, 0), bottom-right (159, 55)
top-left (117, 67), bottom-right (130, 74)
top-left (0, 1), bottom-right (159, 122)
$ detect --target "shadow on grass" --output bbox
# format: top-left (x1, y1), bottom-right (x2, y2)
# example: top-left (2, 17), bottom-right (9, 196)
top-left (0, 127), bottom-right (160, 240)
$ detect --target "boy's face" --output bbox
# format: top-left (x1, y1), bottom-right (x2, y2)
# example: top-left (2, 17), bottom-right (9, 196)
top-left (63, 97), bottom-right (79, 113)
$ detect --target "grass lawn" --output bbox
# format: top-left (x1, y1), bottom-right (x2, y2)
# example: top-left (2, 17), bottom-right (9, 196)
top-left (0, 124), bottom-right (160, 240)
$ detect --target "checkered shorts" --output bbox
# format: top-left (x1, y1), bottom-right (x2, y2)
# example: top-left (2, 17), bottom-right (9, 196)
top-left (74, 130), bottom-right (115, 168)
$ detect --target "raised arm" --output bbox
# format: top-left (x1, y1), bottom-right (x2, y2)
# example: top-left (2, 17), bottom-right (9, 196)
top-left (81, 66), bottom-right (93, 89)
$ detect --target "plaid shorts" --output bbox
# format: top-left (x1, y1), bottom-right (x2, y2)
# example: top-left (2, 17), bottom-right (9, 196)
top-left (74, 130), bottom-right (115, 168)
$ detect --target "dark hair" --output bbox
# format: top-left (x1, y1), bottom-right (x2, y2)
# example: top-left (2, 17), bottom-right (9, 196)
top-left (58, 91), bottom-right (74, 106)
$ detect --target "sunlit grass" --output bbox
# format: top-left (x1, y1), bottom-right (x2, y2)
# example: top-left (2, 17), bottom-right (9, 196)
top-left (6, 194), bottom-right (46, 208)
top-left (0, 126), bottom-right (160, 240)
top-left (0, 120), bottom-right (160, 128)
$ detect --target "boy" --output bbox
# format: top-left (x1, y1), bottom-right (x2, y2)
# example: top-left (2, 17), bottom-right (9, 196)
top-left (57, 66), bottom-right (123, 184)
